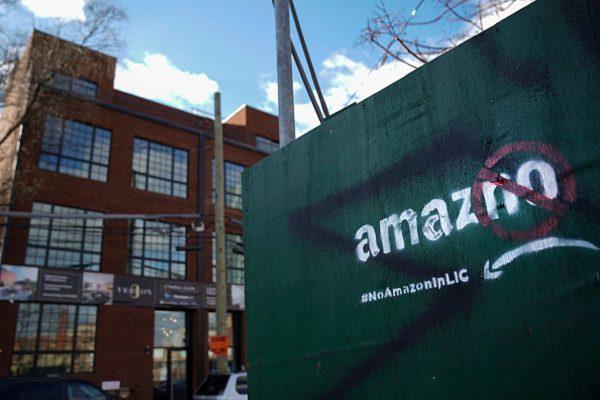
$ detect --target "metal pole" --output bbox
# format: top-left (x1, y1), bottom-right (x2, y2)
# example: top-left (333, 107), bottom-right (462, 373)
top-left (289, 0), bottom-right (330, 117)
top-left (275, 0), bottom-right (295, 147)
top-left (214, 91), bottom-right (228, 373)
top-left (197, 128), bottom-right (207, 380)
top-left (270, 0), bottom-right (322, 123)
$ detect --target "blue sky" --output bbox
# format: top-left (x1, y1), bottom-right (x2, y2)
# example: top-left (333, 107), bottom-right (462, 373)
top-left (121, 0), bottom-right (380, 110)
top-left (115, 0), bottom-right (404, 125)
top-left (16, 0), bottom-right (533, 133)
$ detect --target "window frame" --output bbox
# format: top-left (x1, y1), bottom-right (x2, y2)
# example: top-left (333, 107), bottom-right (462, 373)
top-left (131, 138), bottom-right (189, 198)
top-left (256, 135), bottom-right (278, 153)
top-left (38, 115), bottom-right (112, 182)
top-left (212, 160), bottom-right (245, 209)
top-left (25, 202), bottom-right (104, 271)
top-left (126, 219), bottom-right (188, 280)
top-left (10, 303), bottom-right (98, 376)
top-left (50, 72), bottom-right (98, 98)
top-left (211, 232), bottom-right (244, 285)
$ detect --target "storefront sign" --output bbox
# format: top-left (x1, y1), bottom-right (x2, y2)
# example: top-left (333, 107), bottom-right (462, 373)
top-left (37, 269), bottom-right (81, 303)
top-left (113, 276), bottom-right (156, 306)
top-left (157, 280), bottom-right (202, 307)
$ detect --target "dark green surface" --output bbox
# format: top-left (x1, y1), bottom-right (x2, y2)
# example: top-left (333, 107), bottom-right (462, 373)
top-left (243, 1), bottom-right (600, 398)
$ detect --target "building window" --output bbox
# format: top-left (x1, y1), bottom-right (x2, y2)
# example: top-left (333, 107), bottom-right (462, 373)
top-left (212, 161), bottom-right (244, 209)
top-left (132, 138), bottom-right (188, 198)
top-left (39, 116), bottom-right (111, 182)
top-left (212, 232), bottom-right (244, 285)
top-left (256, 136), bottom-right (278, 153)
top-left (50, 73), bottom-right (98, 98)
top-left (25, 203), bottom-right (103, 271)
top-left (127, 219), bottom-right (187, 280)
top-left (11, 303), bottom-right (97, 376)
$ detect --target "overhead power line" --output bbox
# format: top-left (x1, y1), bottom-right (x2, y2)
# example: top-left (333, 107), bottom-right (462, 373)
top-left (0, 211), bottom-right (201, 220)
top-left (289, 0), bottom-right (329, 117)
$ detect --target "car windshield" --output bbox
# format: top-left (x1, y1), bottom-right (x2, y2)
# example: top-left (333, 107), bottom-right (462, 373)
top-left (195, 375), bottom-right (229, 396)
top-left (235, 375), bottom-right (248, 395)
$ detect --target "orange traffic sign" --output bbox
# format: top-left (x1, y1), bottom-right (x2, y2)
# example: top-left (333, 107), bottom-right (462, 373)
top-left (209, 335), bottom-right (229, 356)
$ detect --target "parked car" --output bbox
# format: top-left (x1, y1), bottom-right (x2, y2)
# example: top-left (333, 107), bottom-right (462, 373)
top-left (193, 372), bottom-right (247, 400)
top-left (0, 377), bottom-right (114, 400)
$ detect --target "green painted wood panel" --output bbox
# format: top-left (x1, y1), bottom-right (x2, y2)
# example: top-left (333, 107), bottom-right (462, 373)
top-left (243, 0), bottom-right (600, 398)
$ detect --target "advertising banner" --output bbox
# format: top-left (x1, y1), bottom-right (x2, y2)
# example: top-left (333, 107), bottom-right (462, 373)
top-left (37, 269), bottom-right (81, 303)
top-left (113, 275), bottom-right (156, 307)
top-left (0, 265), bottom-right (38, 301)
top-left (157, 280), bottom-right (202, 307)
top-left (81, 272), bottom-right (114, 305)
top-left (1, 267), bottom-right (219, 311)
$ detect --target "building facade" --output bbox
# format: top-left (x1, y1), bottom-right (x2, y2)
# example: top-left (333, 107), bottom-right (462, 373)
top-left (0, 31), bottom-right (278, 400)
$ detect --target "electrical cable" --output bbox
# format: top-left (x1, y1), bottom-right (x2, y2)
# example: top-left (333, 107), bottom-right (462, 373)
top-left (289, 0), bottom-right (330, 117)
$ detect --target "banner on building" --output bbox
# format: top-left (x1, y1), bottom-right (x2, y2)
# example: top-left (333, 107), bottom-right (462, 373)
top-left (113, 275), bottom-right (156, 307)
top-left (82, 272), bottom-right (114, 305)
top-left (37, 269), bottom-right (81, 303)
top-left (0, 265), bottom-right (238, 311)
top-left (0, 265), bottom-right (38, 301)
top-left (157, 280), bottom-right (202, 308)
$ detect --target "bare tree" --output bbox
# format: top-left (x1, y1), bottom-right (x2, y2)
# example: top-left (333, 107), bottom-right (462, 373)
top-left (360, 0), bottom-right (533, 69)
top-left (0, 0), bottom-right (126, 209)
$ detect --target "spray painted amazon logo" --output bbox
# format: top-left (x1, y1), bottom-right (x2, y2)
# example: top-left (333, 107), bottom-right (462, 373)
top-left (353, 141), bottom-right (598, 285)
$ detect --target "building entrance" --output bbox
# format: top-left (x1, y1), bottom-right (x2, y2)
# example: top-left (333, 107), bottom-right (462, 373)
top-left (153, 310), bottom-right (189, 400)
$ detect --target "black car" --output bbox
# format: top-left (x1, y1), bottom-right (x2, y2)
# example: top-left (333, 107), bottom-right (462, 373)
top-left (0, 377), bottom-right (113, 400)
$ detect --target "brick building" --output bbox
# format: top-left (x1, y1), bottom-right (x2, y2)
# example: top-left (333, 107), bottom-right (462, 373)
top-left (0, 31), bottom-right (278, 399)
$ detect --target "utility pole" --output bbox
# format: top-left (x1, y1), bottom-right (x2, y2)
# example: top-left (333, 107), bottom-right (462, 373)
top-left (274, 0), bottom-right (295, 147)
top-left (214, 91), bottom-right (228, 373)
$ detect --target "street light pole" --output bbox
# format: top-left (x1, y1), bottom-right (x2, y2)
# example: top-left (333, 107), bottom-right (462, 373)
top-left (274, 0), bottom-right (295, 146)
top-left (214, 91), bottom-right (228, 373)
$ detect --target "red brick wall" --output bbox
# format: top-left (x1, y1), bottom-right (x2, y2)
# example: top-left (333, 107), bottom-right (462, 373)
top-left (0, 32), bottom-right (276, 398)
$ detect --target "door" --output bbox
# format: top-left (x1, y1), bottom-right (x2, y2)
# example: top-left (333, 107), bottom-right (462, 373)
top-left (153, 310), bottom-right (189, 400)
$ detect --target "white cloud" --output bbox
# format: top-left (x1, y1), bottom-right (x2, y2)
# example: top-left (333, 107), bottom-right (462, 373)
top-left (262, 54), bottom-right (413, 135)
top-left (459, 0), bottom-right (535, 43)
top-left (115, 53), bottom-right (219, 111)
top-left (261, 80), bottom-right (301, 112)
top-left (21, 0), bottom-right (86, 21)
top-left (479, 0), bottom-right (534, 30)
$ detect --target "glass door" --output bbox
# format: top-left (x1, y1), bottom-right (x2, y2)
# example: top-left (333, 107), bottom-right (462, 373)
top-left (153, 310), bottom-right (188, 400)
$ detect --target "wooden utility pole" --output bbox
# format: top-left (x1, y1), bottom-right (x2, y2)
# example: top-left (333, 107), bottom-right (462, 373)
top-left (214, 91), bottom-right (228, 373)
